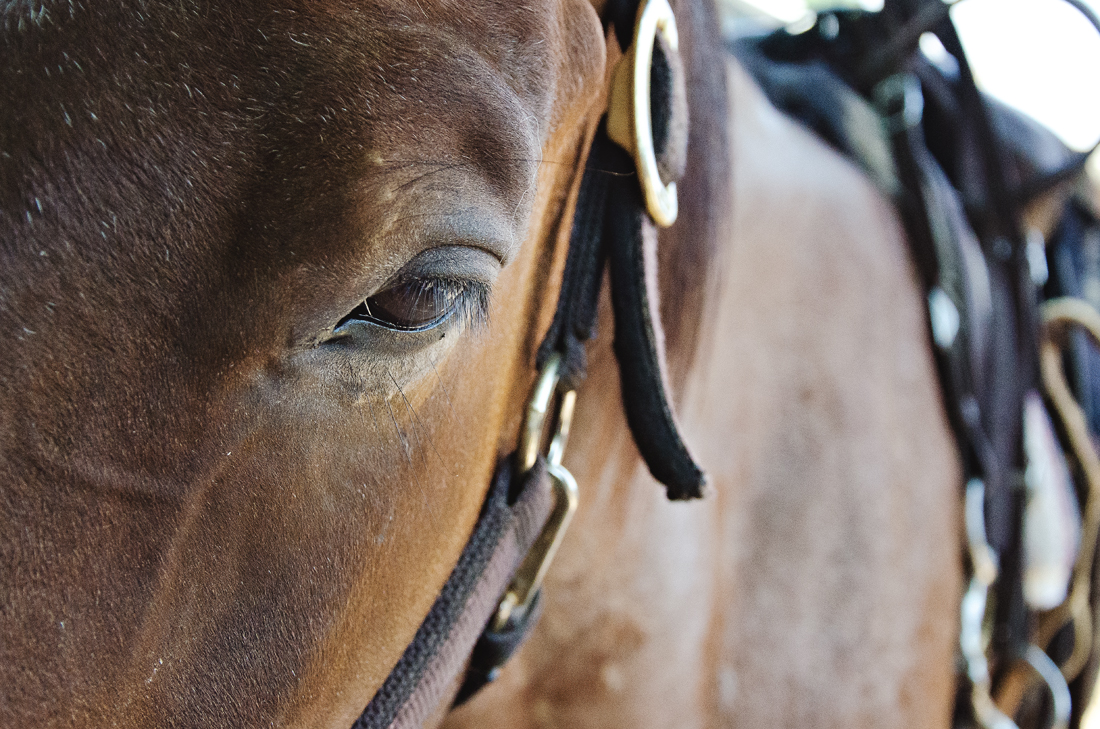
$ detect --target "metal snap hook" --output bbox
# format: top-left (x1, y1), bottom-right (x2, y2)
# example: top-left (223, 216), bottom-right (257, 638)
top-left (494, 354), bottom-right (580, 631)
top-left (960, 478), bottom-right (1019, 729)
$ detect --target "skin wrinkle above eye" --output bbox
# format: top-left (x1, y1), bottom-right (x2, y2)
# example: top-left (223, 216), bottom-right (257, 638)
top-left (396, 204), bottom-right (524, 266)
top-left (321, 208), bottom-right (517, 321)
top-left (394, 245), bottom-right (505, 286)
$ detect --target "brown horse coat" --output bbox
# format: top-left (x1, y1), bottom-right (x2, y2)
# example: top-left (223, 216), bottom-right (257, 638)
top-left (1, 0), bottom-right (960, 726)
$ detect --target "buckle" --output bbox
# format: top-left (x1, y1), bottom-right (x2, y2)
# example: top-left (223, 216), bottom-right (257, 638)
top-left (606, 0), bottom-right (680, 227)
top-left (492, 354), bottom-right (580, 630)
top-left (960, 478), bottom-right (1019, 729)
top-left (873, 73), bottom-right (924, 135)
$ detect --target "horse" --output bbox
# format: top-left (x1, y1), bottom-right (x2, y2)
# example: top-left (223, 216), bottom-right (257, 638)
top-left (1, 0), bottom-right (987, 726)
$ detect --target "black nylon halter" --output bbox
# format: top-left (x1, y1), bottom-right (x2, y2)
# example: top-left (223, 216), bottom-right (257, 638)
top-left (535, 116), bottom-right (705, 501)
top-left (351, 1), bottom-right (702, 725)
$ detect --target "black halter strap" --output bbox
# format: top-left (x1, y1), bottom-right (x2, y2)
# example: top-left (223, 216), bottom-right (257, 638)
top-left (535, 118), bottom-right (705, 500)
top-left (351, 1), bottom-right (702, 725)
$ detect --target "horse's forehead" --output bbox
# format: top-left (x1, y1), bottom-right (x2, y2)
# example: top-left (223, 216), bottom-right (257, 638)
top-left (241, 0), bottom-right (592, 139)
top-left (266, 4), bottom-right (559, 194)
top-left (0, 0), bottom-right (607, 495)
top-left (1, 1), bottom-right (606, 720)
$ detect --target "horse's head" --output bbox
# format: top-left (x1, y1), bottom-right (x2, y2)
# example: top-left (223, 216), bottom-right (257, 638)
top-left (0, 1), bottom-right (606, 725)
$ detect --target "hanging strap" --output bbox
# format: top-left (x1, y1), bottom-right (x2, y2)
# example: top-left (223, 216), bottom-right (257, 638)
top-left (537, 0), bottom-right (704, 500)
top-left (536, 124), bottom-right (705, 500)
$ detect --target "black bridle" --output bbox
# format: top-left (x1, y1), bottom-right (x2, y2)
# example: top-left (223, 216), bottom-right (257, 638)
top-left (352, 0), bottom-right (702, 725)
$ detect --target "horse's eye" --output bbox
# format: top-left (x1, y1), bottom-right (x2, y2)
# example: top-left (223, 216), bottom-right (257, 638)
top-left (339, 278), bottom-right (468, 332)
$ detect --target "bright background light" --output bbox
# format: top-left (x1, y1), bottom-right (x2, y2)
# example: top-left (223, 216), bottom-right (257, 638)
top-left (721, 0), bottom-right (1100, 174)
top-left (952, 0), bottom-right (1100, 153)
top-left (952, 0), bottom-right (1100, 186)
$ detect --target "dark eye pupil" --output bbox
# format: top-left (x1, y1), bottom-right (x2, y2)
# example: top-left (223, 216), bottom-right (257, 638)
top-left (344, 279), bottom-right (461, 331)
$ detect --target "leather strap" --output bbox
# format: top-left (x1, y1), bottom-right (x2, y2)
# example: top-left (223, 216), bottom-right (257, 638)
top-left (604, 138), bottom-right (705, 499)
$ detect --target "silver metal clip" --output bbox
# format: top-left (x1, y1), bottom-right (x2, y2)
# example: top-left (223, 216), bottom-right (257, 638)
top-left (492, 354), bottom-right (580, 631)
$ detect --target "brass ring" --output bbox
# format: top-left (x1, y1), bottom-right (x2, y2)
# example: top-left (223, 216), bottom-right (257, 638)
top-left (607, 0), bottom-right (679, 227)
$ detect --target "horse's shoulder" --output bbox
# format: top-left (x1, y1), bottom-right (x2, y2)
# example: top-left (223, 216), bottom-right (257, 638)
top-left (675, 54), bottom-right (962, 728)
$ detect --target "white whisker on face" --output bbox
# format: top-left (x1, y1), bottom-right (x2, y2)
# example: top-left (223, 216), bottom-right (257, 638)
top-left (383, 368), bottom-right (437, 520)
top-left (427, 354), bottom-right (459, 424)
top-left (382, 390), bottom-right (412, 464)
top-left (388, 370), bottom-right (445, 469)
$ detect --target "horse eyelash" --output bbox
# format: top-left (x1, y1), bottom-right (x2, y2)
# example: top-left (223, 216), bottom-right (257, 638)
top-left (378, 276), bottom-right (491, 332)
top-left (336, 277), bottom-right (491, 334)
top-left (422, 277), bottom-right (492, 331)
